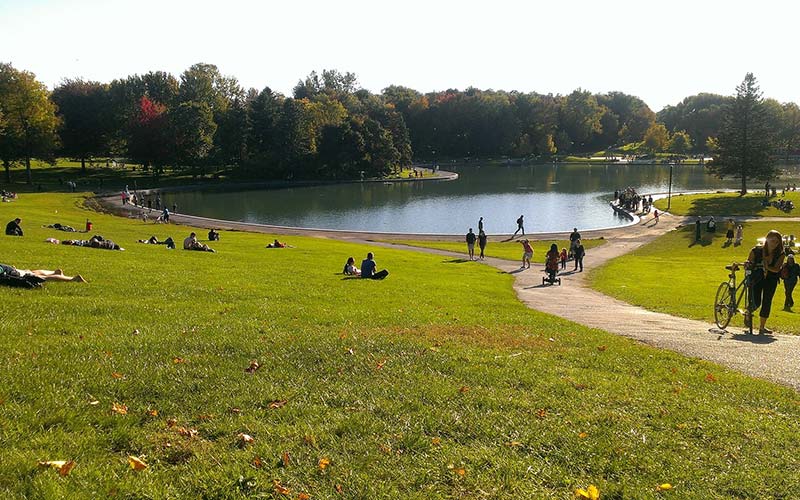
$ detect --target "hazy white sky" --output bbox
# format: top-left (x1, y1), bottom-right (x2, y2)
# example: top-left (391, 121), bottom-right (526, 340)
top-left (1, 0), bottom-right (798, 111)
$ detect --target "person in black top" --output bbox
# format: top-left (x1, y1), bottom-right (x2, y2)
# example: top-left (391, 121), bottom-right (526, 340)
top-left (513, 215), bottom-right (525, 237)
top-left (747, 230), bottom-right (785, 334)
top-left (569, 228), bottom-right (581, 255)
top-left (573, 239), bottom-right (586, 272)
top-left (465, 228), bottom-right (476, 260)
top-left (782, 254), bottom-right (800, 310)
top-left (478, 230), bottom-right (487, 260)
top-left (5, 218), bottom-right (22, 236)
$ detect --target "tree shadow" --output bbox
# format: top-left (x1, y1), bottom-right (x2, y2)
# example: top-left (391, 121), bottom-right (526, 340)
top-left (684, 193), bottom-right (767, 217)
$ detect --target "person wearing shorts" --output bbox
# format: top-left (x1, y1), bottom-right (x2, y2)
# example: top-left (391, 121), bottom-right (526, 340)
top-left (465, 228), bottom-right (476, 261)
top-left (519, 239), bottom-right (533, 269)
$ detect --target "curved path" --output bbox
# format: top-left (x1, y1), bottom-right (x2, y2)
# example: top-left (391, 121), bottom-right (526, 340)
top-left (103, 195), bottom-right (800, 391)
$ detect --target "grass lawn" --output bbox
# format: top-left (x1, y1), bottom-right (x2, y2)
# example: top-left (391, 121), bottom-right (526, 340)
top-left (655, 191), bottom-right (800, 217)
top-left (379, 238), bottom-right (605, 263)
top-left (590, 221), bottom-right (800, 334)
top-left (0, 194), bottom-right (799, 498)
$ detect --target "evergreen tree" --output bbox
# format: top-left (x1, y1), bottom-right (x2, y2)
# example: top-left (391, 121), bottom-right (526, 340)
top-left (709, 73), bottom-right (776, 194)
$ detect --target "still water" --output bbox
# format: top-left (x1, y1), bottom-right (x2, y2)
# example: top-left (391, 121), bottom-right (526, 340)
top-left (165, 163), bottom-right (784, 234)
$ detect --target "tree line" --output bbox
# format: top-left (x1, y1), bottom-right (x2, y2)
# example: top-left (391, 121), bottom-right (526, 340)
top-left (1, 62), bottom-right (798, 186)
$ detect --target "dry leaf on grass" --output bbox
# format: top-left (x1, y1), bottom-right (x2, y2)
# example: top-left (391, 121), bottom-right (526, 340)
top-left (172, 357), bottom-right (185, 364)
top-left (578, 432), bottom-right (589, 439)
top-left (281, 451), bottom-right (291, 467)
top-left (431, 437), bottom-right (441, 446)
top-left (38, 460), bottom-right (75, 477)
top-left (656, 483), bottom-right (673, 492)
top-left (111, 402), bottom-right (128, 415)
top-left (297, 493), bottom-right (311, 500)
top-left (269, 400), bottom-right (288, 409)
top-left (238, 433), bottom-right (254, 446)
top-left (146, 409), bottom-right (158, 417)
top-left (318, 457), bottom-right (330, 470)
top-left (251, 456), bottom-right (263, 469)
top-left (244, 360), bottom-right (260, 373)
top-left (166, 418), bottom-right (177, 428)
top-left (575, 484), bottom-right (599, 500)
top-left (127, 455), bottom-right (148, 471)
top-left (458, 386), bottom-right (470, 394)
top-left (111, 372), bottom-right (124, 379)
top-left (273, 479), bottom-right (291, 495)
top-left (176, 427), bottom-right (199, 438)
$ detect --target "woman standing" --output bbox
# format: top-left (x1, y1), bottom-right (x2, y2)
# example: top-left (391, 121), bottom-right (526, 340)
top-left (782, 254), bottom-right (800, 309)
top-left (747, 230), bottom-right (785, 334)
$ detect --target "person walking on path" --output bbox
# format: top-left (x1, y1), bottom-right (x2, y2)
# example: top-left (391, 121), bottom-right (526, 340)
top-left (573, 239), bottom-right (586, 272)
top-left (478, 217), bottom-right (484, 234)
top-left (782, 254), bottom-right (800, 310)
top-left (513, 215), bottom-right (525, 237)
top-left (653, 209), bottom-right (660, 225)
top-left (695, 218), bottom-right (702, 243)
top-left (5, 218), bottom-right (23, 236)
top-left (569, 228), bottom-right (581, 256)
top-left (746, 230), bottom-right (785, 334)
top-left (465, 228), bottom-right (477, 261)
top-left (478, 230), bottom-right (487, 260)
top-left (519, 239), bottom-right (533, 269)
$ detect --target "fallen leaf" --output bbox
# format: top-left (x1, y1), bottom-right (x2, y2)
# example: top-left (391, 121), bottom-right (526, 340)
top-left (251, 455), bottom-right (263, 469)
top-left (176, 427), bottom-right (198, 438)
top-left (38, 460), bottom-right (76, 477)
top-left (172, 357), bottom-right (185, 364)
top-left (579, 432), bottom-right (589, 439)
top-left (338, 332), bottom-right (347, 340)
top-left (505, 441), bottom-right (522, 447)
top-left (127, 455), bottom-right (147, 471)
top-left (111, 402), bottom-right (128, 415)
top-left (244, 360), bottom-right (260, 373)
top-left (88, 400), bottom-right (100, 406)
top-left (132, 329), bottom-right (140, 335)
top-left (238, 433), bottom-right (254, 445)
top-left (376, 359), bottom-right (387, 370)
top-left (269, 400), bottom-right (288, 409)
top-left (197, 413), bottom-right (214, 421)
top-left (705, 373), bottom-right (717, 382)
top-left (166, 418), bottom-right (177, 428)
top-left (575, 484), bottom-right (600, 500)
top-left (111, 372), bottom-right (124, 379)
top-left (335, 484), bottom-right (343, 494)
top-left (146, 409), bottom-right (158, 417)
top-left (536, 408), bottom-right (548, 419)
top-left (281, 451), bottom-right (291, 467)
top-left (454, 467), bottom-right (466, 476)
top-left (229, 407), bottom-right (242, 415)
top-left (459, 386), bottom-right (470, 394)
top-left (656, 483), bottom-right (673, 492)
top-left (297, 493), bottom-right (311, 500)
top-left (431, 437), bottom-right (442, 446)
top-left (273, 479), bottom-right (291, 495)
top-left (318, 457), bottom-right (330, 470)
top-left (597, 345), bottom-right (607, 352)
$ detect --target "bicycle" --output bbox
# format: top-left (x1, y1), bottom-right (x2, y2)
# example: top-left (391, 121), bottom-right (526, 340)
top-left (713, 262), bottom-right (753, 333)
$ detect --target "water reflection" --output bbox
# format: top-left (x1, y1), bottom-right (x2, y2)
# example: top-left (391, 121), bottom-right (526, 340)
top-left (166, 164), bottom-right (800, 234)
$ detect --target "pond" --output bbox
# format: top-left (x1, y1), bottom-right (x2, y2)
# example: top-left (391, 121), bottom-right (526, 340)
top-left (163, 163), bottom-right (795, 234)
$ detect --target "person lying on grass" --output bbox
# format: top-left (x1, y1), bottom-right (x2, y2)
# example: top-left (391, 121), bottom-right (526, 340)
top-left (266, 239), bottom-right (292, 248)
top-left (0, 263), bottom-right (86, 284)
top-left (43, 223), bottom-right (77, 232)
top-left (138, 236), bottom-right (176, 249)
top-left (46, 235), bottom-right (124, 250)
top-left (183, 232), bottom-right (216, 253)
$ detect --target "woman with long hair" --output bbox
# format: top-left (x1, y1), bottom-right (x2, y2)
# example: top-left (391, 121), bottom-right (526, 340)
top-left (747, 230), bottom-right (785, 334)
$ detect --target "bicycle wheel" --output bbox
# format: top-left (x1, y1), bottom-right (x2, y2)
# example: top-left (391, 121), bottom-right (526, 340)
top-left (714, 282), bottom-right (734, 329)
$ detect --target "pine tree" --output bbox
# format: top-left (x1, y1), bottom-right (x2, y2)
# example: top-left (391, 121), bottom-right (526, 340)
top-left (709, 73), bottom-right (776, 194)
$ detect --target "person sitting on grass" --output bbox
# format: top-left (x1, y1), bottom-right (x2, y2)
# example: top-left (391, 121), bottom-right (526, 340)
top-left (360, 252), bottom-right (389, 280)
top-left (5, 218), bottom-right (23, 236)
top-left (519, 239), bottom-right (533, 269)
top-left (0, 263), bottom-right (86, 284)
top-left (343, 256), bottom-right (361, 276)
top-left (183, 232), bottom-right (215, 252)
top-left (208, 229), bottom-right (220, 241)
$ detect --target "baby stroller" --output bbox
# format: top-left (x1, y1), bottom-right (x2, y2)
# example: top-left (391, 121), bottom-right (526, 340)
top-left (542, 250), bottom-right (562, 286)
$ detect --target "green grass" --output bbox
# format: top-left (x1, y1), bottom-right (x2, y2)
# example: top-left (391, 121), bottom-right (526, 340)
top-left (1, 194), bottom-right (799, 498)
top-left (380, 238), bottom-right (605, 263)
top-left (590, 221), bottom-right (800, 333)
top-left (656, 191), bottom-right (800, 217)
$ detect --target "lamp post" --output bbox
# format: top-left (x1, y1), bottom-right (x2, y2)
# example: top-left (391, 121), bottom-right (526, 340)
top-left (667, 157), bottom-right (679, 211)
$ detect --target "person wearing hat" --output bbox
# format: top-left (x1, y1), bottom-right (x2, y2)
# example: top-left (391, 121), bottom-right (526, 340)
top-left (5, 218), bottom-right (22, 236)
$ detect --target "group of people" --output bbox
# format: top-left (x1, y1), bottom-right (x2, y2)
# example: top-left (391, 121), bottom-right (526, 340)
top-left (614, 187), bottom-right (648, 212)
top-left (342, 253), bottom-right (389, 279)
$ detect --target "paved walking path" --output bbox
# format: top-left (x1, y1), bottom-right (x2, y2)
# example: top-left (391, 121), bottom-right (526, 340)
top-left (378, 214), bottom-right (800, 391)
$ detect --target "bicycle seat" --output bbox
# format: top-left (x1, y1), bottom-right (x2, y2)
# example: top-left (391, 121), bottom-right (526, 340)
top-left (725, 264), bottom-right (739, 271)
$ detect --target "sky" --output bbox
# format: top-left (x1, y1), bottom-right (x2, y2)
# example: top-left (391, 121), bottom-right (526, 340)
top-left (1, 0), bottom-right (798, 111)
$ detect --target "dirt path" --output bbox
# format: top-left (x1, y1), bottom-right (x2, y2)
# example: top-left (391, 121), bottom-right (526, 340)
top-left (379, 214), bottom-right (800, 391)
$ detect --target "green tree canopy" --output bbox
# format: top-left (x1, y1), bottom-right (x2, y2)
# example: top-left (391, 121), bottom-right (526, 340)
top-left (643, 123), bottom-right (670, 153)
top-left (708, 73), bottom-right (776, 193)
top-left (51, 79), bottom-right (110, 172)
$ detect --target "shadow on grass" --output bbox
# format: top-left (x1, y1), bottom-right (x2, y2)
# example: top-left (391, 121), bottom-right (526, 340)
top-left (443, 258), bottom-right (470, 264)
top-left (685, 193), bottom-right (767, 216)
top-left (683, 226), bottom-right (722, 248)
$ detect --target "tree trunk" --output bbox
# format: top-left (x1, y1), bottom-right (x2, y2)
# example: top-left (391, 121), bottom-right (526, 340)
top-left (25, 157), bottom-right (32, 185)
top-left (3, 160), bottom-right (9, 183)
top-left (81, 156), bottom-right (86, 173)
top-left (741, 176), bottom-right (747, 195)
